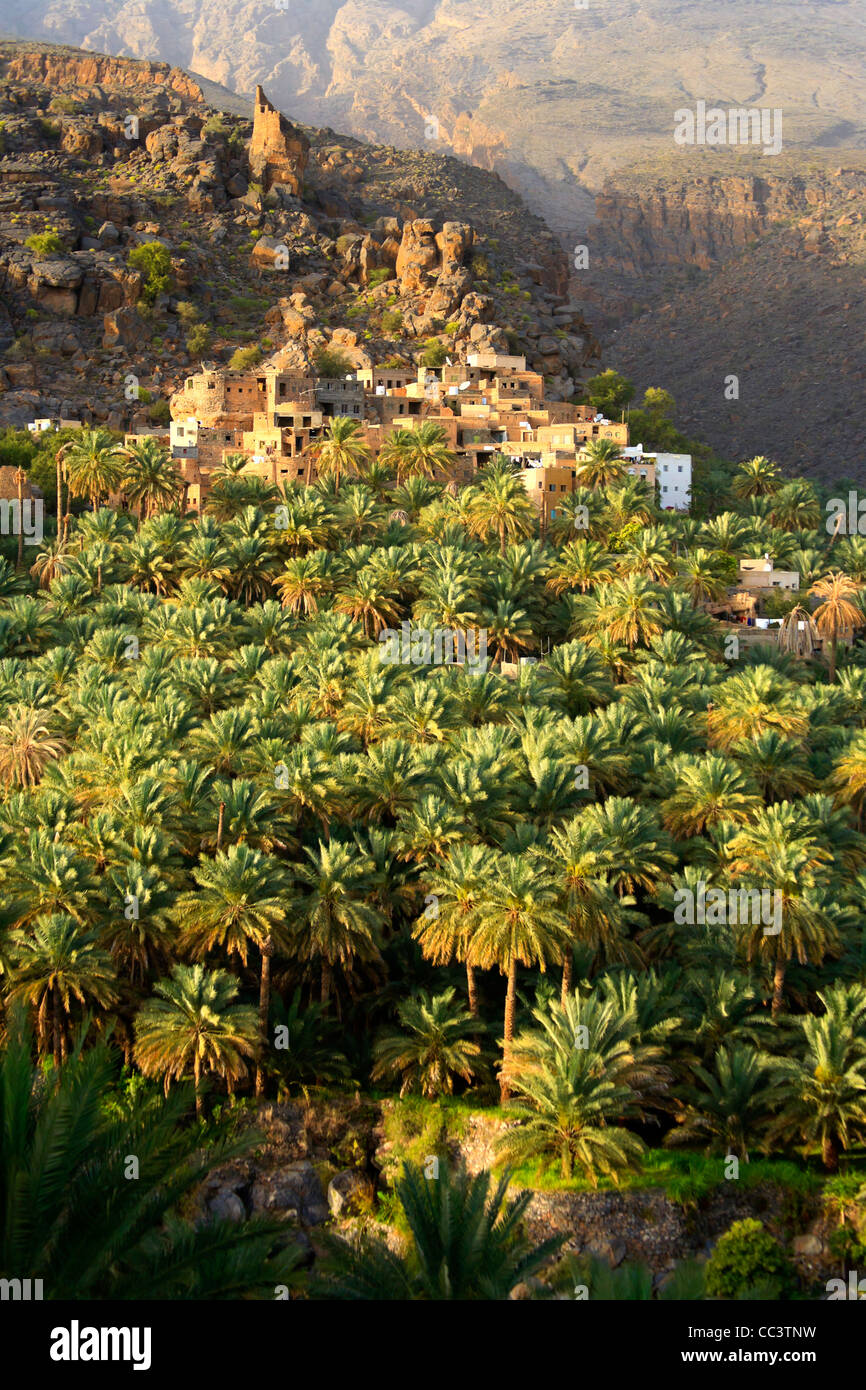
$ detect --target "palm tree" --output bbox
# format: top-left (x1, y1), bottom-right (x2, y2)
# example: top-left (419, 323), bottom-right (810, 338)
top-left (310, 417), bottom-right (372, 489)
top-left (0, 705), bottom-right (64, 787)
top-left (726, 816), bottom-right (839, 1014)
top-left (665, 1046), bottom-right (777, 1158)
top-left (731, 455), bottom-right (782, 499)
top-left (287, 839), bottom-right (385, 1009)
top-left (575, 438), bottom-right (626, 490)
top-left (498, 992), bottom-right (657, 1181)
top-left (706, 666), bottom-right (809, 749)
top-left (413, 844), bottom-right (490, 1016)
top-left (312, 1161), bottom-right (563, 1300)
top-left (371, 988), bottom-right (484, 1097)
top-left (579, 797), bottom-right (676, 895)
top-left (546, 539), bottom-right (615, 595)
top-left (121, 437), bottom-right (182, 521)
top-left (134, 963), bottom-right (259, 1117)
top-left (661, 755), bottom-right (761, 838)
top-left (276, 551), bottom-right (337, 615)
top-left (767, 983), bottom-right (866, 1170)
top-left (676, 548), bottom-right (729, 605)
top-left (381, 421), bottom-right (456, 481)
top-left (770, 480), bottom-right (821, 532)
top-left (59, 428), bottom-right (123, 511)
top-left (334, 565), bottom-right (401, 638)
top-left (174, 844), bottom-right (289, 1095)
top-left (7, 914), bottom-right (118, 1069)
top-left (809, 570), bottom-right (863, 682)
top-left (467, 458), bottom-right (536, 555)
top-left (596, 576), bottom-right (664, 650)
top-left (830, 732), bottom-right (866, 825)
top-left (467, 855), bottom-right (569, 1101)
top-left (0, 1012), bottom-right (302, 1298)
top-left (778, 603), bottom-right (820, 658)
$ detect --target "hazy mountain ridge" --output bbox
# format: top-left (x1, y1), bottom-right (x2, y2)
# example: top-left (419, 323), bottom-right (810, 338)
top-left (3, 0), bottom-right (866, 236)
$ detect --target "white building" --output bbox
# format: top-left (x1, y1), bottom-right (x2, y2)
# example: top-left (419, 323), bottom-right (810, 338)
top-left (623, 446), bottom-right (692, 511)
top-left (170, 416), bottom-right (199, 459)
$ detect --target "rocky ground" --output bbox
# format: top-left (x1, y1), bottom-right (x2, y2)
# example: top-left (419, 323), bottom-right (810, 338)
top-left (196, 1095), bottom-right (845, 1295)
top-left (0, 42), bottom-right (598, 432)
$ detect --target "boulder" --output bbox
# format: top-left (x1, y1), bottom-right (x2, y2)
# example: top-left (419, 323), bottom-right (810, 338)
top-left (102, 306), bottom-right (142, 350)
top-left (396, 219), bottom-right (439, 293)
top-left (327, 1168), bottom-right (374, 1218)
top-left (251, 236), bottom-right (290, 269)
top-left (249, 1161), bottom-right (327, 1226)
top-left (207, 1188), bottom-right (246, 1223)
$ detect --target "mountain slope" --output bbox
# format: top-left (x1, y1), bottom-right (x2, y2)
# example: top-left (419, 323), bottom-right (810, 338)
top-left (3, 0), bottom-right (866, 236)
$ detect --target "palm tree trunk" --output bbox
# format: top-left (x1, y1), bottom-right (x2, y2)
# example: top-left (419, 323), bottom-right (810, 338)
top-left (321, 960), bottom-right (332, 1007)
top-left (829, 633), bottom-right (838, 684)
top-left (15, 469), bottom-right (24, 572)
top-left (52, 984), bottom-right (62, 1072)
top-left (561, 951), bottom-right (573, 1008)
top-left (822, 1133), bottom-right (839, 1173)
top-left (500, 958), bottom-right (518, 1104)
top-left (255, 937), bottom-right (273, 1097)
top-left (466, 960), bottom-right (479, 1018)
top-left (772, 953), bottom-right (787, 1017)
top-left (194, 1051), bottom-right (202, 1119)
top-left (216, 801), bottom-right (225, 851)
top-left (56, 453), bottom-right (63, 529)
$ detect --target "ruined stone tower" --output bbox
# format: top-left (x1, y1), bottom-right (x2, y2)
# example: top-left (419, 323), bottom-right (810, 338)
top-left (249, 85), bottom-right (309, 198)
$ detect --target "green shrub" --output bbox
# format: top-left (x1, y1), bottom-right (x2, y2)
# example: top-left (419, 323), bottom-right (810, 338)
top-left (367, 266), bottom-right (394, 287)
top-left (175, 301), bottom-right (200, 327)
top-left (128, 242), bottom-right (173, 305)
top-left (704, 1219), bottom-right (794, 1300)
top-left (471, 254), bottom-right (490, 279)
top-left (381, 309), bottom-right (403, 334)
top-left (49, 96), bottom-right (80, 115)
top-left (25, 231), bottom-right (64, 259)
top-left (421, 339), bottom-right (448, 368)
top-left (228, 345), bottom-right (263, 371)
top-left (37, 118), bottom-right (61, 143)
top-left (313, 346), bottom-right (353, 378)
top-left (148, 400), bottom-right (171, 425)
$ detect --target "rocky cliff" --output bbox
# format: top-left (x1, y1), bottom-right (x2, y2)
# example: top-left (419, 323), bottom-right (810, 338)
top-left (0, 45), bottom-right (597, 432)
top-left (580, 152), bottom-right (866, 479)
top-left (0, 41), bottom-right (205, 103)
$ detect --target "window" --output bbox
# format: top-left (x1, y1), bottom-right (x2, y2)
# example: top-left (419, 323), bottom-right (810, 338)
top-left (550, 483), bottom-right (556, 492)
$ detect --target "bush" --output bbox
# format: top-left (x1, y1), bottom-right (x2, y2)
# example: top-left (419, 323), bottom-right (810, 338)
top-left (148, 400), bottom-right (171, 425)
top-left (367, 266), bottom-right (394, 288)
top-left (381, 309), bottom-right (403, 334)
top-left (186, 323), bottom-right (211, 356)
top-left (25, 231), bottom-right (64, 259)
top-left (421, 339), bottom-right (448, 368)
top-left (228, 345), bottom-right (263, 371)
top-left (49, 96), bottom-right (80, 115)
top-left (128, 242), bottom-right (173, 305)
top-left (175, 301), bottom-right (200, 326)
top-left (313, 346), bottom-right (353, 378)
top-left (37, 118), bottom-right (61, 143)
top-left (704, 1219), bottom-right (794, 1300)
